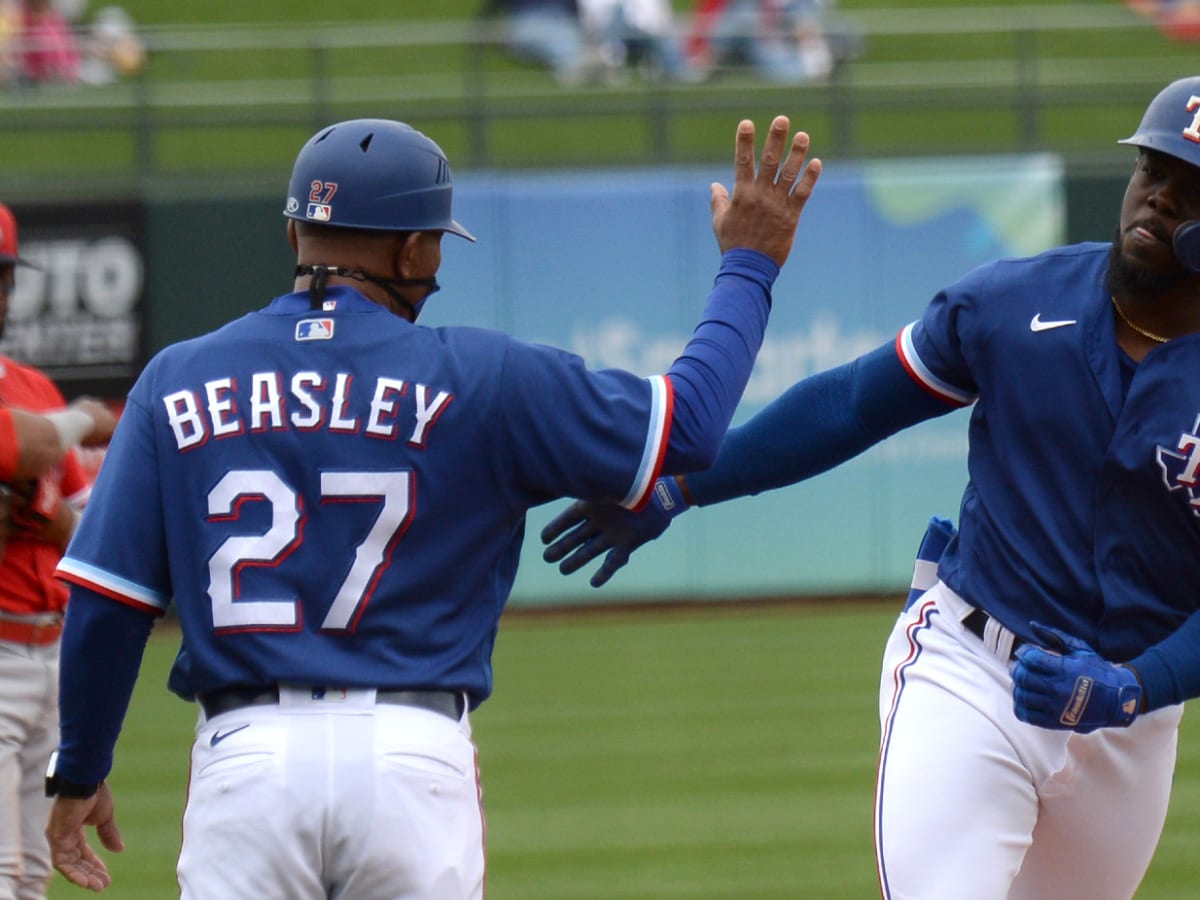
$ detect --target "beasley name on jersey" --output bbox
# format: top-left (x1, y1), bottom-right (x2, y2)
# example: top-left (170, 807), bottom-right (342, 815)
top-left (161, 368), bottom-right (453, 451)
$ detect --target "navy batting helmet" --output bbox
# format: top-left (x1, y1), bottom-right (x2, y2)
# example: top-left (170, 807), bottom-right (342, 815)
top-left (1118, 76), bottom-right (1200, 168)
top-left (283, 119), bottom-right (475, 241)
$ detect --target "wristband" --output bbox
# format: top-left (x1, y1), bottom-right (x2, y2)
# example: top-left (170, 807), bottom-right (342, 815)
top-left (44, 751), bottom-right (102, 799)
top-left (45, 408), bottom-right (94, 450)
top-left (652, 475), bottom-right (691, 517)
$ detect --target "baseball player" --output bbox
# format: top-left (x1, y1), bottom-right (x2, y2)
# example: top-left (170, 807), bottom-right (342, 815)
top-left (42, 115), bottom-right (820, 898)
top-left (542, 75), bottom-right (1200, 899)
top-left (0, 200), bottom-right (116, 900)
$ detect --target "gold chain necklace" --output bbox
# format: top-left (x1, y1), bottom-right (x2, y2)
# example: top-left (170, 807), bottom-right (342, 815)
top-left (1111, 295), bottom-right (1169, 344)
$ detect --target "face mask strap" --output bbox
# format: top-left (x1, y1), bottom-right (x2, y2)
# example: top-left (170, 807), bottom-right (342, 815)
top-left (294, 265), bottom-right (439, 318)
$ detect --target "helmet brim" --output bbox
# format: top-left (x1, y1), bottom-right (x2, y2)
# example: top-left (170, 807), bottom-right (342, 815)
top-left (446, 219), bottom-right (476, 243)
top-left (1118, 134), bottom-right (1200, 169)
top-left (0, 253), bottom-right (41, 270)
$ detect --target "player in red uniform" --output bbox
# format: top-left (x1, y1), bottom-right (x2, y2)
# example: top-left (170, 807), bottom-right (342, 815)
top-left (0, 201), bottom-right (116, 899)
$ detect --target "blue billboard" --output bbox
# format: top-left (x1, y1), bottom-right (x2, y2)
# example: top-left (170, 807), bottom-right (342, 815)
top-left (422, 154), bottom-right (1065, 604)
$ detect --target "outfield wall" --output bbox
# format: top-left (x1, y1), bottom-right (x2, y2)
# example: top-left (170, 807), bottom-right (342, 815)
top-left (1, 156), bottom-right (1122, 605)
top-left (437, 156), bottom-right (1066, 603)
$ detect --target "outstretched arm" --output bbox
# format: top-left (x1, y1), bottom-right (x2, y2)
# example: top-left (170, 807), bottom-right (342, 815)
top-left (0, 399), bottom-right (117, 482)
top-left (543, 339), bottom-right (955, 585)
top-left (654, 116), bottom-right (822, 477)
top-left (680, 339), bottom-right (949, 505)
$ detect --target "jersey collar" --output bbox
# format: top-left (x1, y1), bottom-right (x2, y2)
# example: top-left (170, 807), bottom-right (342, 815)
top-left (266, 285), bottom-right (382, 316)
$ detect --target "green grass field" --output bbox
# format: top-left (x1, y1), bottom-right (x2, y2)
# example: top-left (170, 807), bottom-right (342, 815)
top-left (46, 601), bottom-right (1199, 899)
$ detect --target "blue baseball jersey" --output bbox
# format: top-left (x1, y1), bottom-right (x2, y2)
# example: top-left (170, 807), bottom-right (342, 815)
top-left (898, 242), bottom-right (1200, 660)
top-left (57, 286), bottom-right (676, 704)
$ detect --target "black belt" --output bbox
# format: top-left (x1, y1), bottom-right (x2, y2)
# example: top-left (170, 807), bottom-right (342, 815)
top-left (199, 686), bottom-right (465, 721)
top-left (963, 608), bottom-right (1024, 659)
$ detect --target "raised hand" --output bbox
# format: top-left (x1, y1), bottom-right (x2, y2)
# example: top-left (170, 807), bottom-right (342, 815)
top-left (1012, 621), bottom-right (1143, 733)
top-left (541, 476), bottom-right (690, 588)
top-left (711, 115), bottom-right (822, 267)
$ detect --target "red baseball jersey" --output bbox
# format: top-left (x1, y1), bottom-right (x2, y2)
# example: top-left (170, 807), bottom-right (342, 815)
top-left (0, 355), bottom-right (89, 615)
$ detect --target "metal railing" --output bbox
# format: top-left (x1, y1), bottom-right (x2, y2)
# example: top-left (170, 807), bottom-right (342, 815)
top-left (0, 4), bottom-right (1193, 193)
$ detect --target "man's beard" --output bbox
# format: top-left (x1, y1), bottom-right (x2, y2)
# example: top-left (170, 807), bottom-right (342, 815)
top-left (1106, 225), bottom-right (1187, 299)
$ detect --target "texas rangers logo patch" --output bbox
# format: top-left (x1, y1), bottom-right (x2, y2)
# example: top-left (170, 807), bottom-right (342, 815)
top-left (296, 318), bottom-right (335, 341)
top-left (1185, 94), bottom-right (1200, 145)
top-left (1155, 413), bottom-right (1200, 516)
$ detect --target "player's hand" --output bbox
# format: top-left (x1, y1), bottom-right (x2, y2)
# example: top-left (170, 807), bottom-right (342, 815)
top-left (46, 783), bottom-right (124, 892)
top-left (69, 397), bottom-right (118, 446)
top-left (712, 115), bottom-right (822, 266)
top-left (1011, 621), bottom-right (1143, 734)
top-left (541, 476), bottom-right (690, 587)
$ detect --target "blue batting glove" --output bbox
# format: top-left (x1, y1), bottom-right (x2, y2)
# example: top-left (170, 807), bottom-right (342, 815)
top-left (540, 477), bottom-right (690, 588)
top-left (1011, 621), bottom-right (1143, 734)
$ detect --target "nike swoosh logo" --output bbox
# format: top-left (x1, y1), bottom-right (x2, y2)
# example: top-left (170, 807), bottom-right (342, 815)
top-left (1030, 314), bottom-right (1078, 332)
top-left (210, 724), bottom-right (250, 747)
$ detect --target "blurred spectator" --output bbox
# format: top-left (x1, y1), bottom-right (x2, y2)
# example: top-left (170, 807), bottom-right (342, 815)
top-left (482, 0), bottom-right (592, 85)
top-left (12, 0), bottom-right (80, 85)
top-left (686, 0), bottom-right (861, 84)
top-left (1123, 0), bottom-right (1200, 41)
top-left (78, 5), bottom-right (145, 84)
top-left (578, 0), bottom-right (700, 82)
top-left (0, 1), bottom-right (19, 84)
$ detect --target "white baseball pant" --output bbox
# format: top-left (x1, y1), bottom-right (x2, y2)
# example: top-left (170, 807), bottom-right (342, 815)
top-left (876, 581), bottom-right (1182, 900)
top-left (0, 638), bottom-right (57, 900)
top-left (178, 686), bottom-right (484, 900)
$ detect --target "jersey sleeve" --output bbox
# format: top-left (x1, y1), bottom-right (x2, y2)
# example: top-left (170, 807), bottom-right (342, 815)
top-left (56, 387), bottom-right (171, 615)
top-left (492, 248), bottom-right (776, 510)
top-left (496, 340), bottom-right (674, 510)
top-left (894, 269), bottom-right (988, 407)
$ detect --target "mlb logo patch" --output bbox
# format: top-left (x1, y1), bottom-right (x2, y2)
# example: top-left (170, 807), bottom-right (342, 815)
top-left (296, 318), bottom-right (335, 341)
top-left (306, 203), bottom-right (332, 222)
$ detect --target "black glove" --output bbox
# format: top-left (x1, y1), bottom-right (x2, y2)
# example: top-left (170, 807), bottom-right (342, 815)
top-left (541, 477), bottom-right (689, 587)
